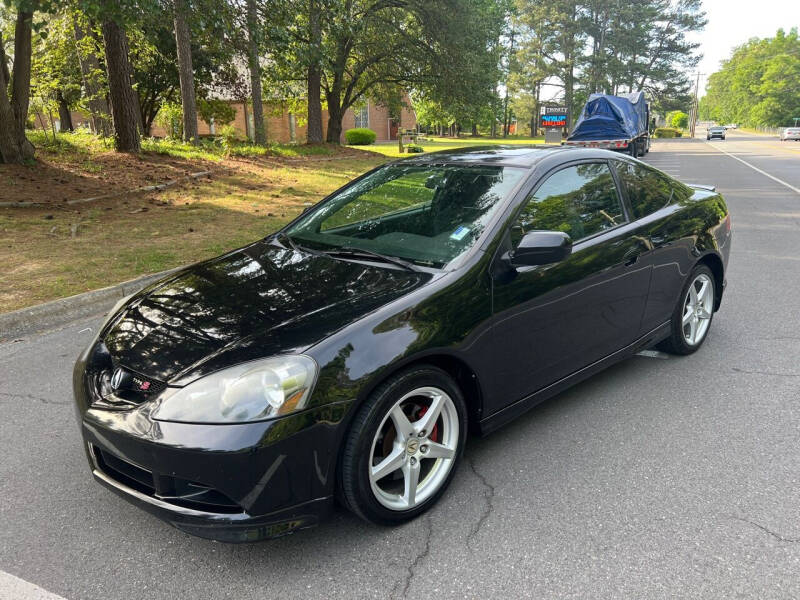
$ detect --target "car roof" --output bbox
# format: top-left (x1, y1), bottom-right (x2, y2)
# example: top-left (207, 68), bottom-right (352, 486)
top-left (397, 144), bottom-right (620, 168)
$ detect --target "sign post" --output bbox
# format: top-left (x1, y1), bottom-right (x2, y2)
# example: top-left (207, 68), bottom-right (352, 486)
top-left (540, 106), bottom-right (569, 144)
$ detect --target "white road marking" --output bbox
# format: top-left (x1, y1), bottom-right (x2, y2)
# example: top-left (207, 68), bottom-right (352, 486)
top-left (636, 349), bottom-right (671, 359)
top-left (706, 141), bottom-right (800, 196)
top-left (0, 571), bottom-right (68, 600)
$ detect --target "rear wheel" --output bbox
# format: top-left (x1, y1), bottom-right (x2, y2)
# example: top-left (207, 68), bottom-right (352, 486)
top-left (658, 264), bottom-right (716, 355)
top-left (340, 366), bottom-right (467, 525)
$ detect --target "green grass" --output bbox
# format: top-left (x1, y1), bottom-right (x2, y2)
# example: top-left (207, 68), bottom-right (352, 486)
top-left (28, 129), bottom-right (113, 157)
top-left (353, 135), bottom-right (546, 158)
top-left (28, 129), bottom-right (341, 162)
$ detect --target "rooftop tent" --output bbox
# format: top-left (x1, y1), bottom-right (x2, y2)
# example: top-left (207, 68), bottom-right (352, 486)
top-left (568, 92), bottom-right (648, 141)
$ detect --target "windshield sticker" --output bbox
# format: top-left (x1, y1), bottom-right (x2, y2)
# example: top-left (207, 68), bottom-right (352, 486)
top-left (450, 226), bottom-right (470, 241)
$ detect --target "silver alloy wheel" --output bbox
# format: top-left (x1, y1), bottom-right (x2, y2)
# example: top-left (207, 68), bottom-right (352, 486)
top-left (368, 386), bottom-right (459, 511)
top-left (682, 272), bottom-right (714, 346)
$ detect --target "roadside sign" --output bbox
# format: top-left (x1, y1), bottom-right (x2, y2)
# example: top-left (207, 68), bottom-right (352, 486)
top-left (541, 106), bottom-right (569, 142)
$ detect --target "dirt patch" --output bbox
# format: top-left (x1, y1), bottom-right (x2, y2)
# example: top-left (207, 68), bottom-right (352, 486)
top-left (0, 150), bottom-right (220, 205)
top-left (0, 150), bottom-right (386, 312)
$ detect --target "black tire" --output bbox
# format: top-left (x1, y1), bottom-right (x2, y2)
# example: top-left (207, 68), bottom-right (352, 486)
top-left (339, 365), bottom-right (468, 525)
top-left (629, 141), bottom-right (637, 156)
top-left (657, 264), bottom-right (716, 355)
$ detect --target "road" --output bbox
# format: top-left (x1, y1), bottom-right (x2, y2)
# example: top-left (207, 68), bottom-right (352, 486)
top-left (2, 128), bottom-right (800, 599)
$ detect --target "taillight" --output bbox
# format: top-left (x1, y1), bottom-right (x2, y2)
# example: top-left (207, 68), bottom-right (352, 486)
top-left (724, 214), bottom-right (731, 233)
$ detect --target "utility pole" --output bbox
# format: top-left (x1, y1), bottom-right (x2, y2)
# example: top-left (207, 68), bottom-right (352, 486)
top-left (690, 72), bottom-right (703, 138)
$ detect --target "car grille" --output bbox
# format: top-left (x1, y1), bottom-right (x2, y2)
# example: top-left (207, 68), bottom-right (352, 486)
top-left (85, 342), bottom-right (168, 409)
top-left (91, 445), bottom-right (242, 514)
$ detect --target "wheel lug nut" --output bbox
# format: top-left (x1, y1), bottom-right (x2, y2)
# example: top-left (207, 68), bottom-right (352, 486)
top-left (410, 457), bottom-right (417, 465)
top-left (421, 445), bottom-right (428, 454)
top-left (419, 430), bottom-right (426, 437)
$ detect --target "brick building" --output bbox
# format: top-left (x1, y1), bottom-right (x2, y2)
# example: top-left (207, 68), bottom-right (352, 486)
top-left (53, 97), bottom-right (416, 144)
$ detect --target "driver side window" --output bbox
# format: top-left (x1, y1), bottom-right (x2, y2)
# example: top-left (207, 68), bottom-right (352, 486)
top-left (511, 162), bottom-right (625, 247)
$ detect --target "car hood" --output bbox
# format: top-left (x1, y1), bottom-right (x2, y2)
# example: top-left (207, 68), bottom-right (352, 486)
top-left (102, 240), bottom-right (432, 383)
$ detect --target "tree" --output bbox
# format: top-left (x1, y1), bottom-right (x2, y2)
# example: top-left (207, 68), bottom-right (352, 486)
top-left (72, 12), bottom-right (111, 136)
top-left (101, 17), bottom-right (140, 151)
top-left (0, 7), bottom-right (35, 163)
top-left (305, 0), bottom-right (323, 143)
top-left (701, 28), bottom-right (800, 127)
top-left (516, 0), bottom-right (584, 122)
top-left (244, 0), bottom-right (266, 144)
top-left (268, 0), bottom-right (506, 144)
top-left (172, 0), bottom-right (198, 143)
top-left (198, 97), bottom-right (235, 128)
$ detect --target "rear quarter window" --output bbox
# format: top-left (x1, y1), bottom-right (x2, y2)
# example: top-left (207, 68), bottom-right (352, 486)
top-left (615, 161), bottom-right (680, 219)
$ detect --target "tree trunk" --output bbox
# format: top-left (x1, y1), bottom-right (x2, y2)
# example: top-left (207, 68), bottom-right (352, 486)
top-left (0, 23), bottom-right (35, 163)
top-left (471, 123), bottom-right (478, 136)
top-left (57, 91), bottom-right (74, 131)
top-left (173, 0), bottom-right (198, 144)
top-left (11, 12), bottom-right (35, 159)
top-left (72, 17), bottom-right (111, 136)
top-left (246, 0), bottom-right (266, 145)
top-left (306, 0), bottom-right (323, 144)
top-left (101, 19), bottom-right (140, 152)
top-left (0, 33), bottom-right (25, 163)
top-left (12, 12), bottom-right (33, 138)
top-left (325, 98), bottom-right (343, 144)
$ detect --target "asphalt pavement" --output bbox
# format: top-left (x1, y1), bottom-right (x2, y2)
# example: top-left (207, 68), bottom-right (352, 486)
top-left (2, 128), bottom-right (799, 599)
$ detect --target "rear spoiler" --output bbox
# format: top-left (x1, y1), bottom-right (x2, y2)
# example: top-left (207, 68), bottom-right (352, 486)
top-left (686, 183), bottom-right (717, 192)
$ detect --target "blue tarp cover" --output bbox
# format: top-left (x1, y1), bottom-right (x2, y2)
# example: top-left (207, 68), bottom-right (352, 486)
top-left (568, 92), bottom-right (648, 141)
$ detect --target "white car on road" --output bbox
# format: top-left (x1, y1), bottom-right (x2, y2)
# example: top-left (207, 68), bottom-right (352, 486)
top-left (780, 127), bottom-right (800, 141)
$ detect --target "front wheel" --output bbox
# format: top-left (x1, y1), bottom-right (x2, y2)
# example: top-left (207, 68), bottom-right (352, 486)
top-left (340, 366), bottom-right (467, 525)
top-left (658, 264), bottom-right (716, 355)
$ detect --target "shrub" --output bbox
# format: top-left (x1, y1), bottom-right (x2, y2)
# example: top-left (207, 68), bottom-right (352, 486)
top-left (217, 124), bottom-right (243, 155)
top-left (669, 110), bottom-right (689, 129)
top-left (345, 128), bottom-right (377, 145)
top-left (654, 127), bottom-right (683, 138)
top-left (406, 144), bottom-right (424, 153)
top-left (155, 102), bottom-right (184, 139)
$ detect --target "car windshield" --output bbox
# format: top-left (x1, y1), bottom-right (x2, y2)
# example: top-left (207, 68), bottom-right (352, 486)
top-left (284, 163), bottom-right (525, 268)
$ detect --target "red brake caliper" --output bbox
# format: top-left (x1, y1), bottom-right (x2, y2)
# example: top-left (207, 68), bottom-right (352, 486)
top-left (416, 404), bottom-right (441, 442)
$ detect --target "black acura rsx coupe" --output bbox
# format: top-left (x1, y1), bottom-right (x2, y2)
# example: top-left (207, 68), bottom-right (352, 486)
top-left (73, 146), bottom-right (732, 542)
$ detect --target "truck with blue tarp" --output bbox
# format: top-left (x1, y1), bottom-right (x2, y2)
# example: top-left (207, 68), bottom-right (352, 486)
top-left (564, 92), bottom-right (651, 157)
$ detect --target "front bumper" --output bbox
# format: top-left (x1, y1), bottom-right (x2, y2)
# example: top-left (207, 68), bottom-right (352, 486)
top-left (75, 357), bottom-right (353, 542)
top-left (86, 440), bottom-right (332, 542)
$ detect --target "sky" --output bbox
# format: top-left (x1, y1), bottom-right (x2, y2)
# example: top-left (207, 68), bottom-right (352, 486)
top-left (693, 0), bottom-right (800, 93)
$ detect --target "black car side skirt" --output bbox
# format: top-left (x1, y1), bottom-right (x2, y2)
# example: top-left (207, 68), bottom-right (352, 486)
top-left (478, 321), bottom-right (671, 436)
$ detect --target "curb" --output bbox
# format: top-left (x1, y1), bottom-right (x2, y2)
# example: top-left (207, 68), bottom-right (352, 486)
top-left (0, 267), bottom-right (183, 341)
top-left (0, 170), bottom-right (214, 208)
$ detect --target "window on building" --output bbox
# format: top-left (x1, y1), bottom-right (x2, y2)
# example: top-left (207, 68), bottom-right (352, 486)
top-left (354, 103), bottom-right (369, 129)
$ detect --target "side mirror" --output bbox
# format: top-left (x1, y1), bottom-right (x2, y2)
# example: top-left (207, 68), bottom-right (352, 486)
top-left (507, 230), bottom-right (572, 266)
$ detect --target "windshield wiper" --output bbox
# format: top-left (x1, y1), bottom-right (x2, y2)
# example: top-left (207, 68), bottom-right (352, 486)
top-left (322, 246), bottom-right (418, 271)
top-left (273, 232), bottom-right (322, 256)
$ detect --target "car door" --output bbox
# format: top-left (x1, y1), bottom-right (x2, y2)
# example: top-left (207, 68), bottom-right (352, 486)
top-left (488, 160), bottom-right (652, 411)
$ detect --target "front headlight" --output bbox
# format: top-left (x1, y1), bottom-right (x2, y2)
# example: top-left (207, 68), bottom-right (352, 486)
top-left (151, 355), bottom-right (318, 423)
